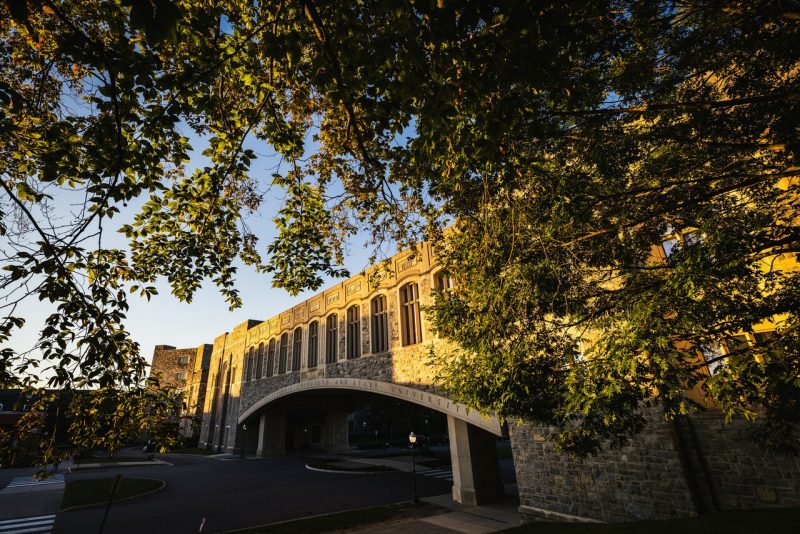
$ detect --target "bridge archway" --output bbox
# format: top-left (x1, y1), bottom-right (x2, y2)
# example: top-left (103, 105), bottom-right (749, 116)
top-left (238, 378), bottom-right (506, 505)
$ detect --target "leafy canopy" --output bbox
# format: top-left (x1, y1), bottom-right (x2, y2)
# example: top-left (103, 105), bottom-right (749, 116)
top-left (1, 1), bottom-right (798, 456)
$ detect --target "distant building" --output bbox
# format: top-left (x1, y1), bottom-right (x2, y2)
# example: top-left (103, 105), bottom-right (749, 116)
top-left (150, 344), bottom-right (212, 440)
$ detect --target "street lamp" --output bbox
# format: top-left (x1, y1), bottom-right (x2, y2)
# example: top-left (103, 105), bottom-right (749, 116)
top-left (240, 423), bottom-right (247, 459)
top-left (409, 432), bottom-right (419, 504)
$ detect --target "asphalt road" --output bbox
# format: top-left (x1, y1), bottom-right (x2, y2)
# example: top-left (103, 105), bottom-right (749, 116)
top-left (53, 453), bottom-right (478, 533)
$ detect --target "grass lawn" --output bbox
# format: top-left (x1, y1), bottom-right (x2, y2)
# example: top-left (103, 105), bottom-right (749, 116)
top-left (167, 447), bottom-right (217, 455)
top-left (506, 507), bottom-right (800, 534)
top-left (61, 477), bottom-right (164, 510)
top-left (224, 502), bottom-right (445, 534)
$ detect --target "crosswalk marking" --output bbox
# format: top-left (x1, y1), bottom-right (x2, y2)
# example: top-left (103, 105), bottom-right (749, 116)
top-left (0, 514), bottom-right (55, 534)
top-left (5, 475), bottom-right (64, 488)
top-left (421, 468), bottom-right (453, 481)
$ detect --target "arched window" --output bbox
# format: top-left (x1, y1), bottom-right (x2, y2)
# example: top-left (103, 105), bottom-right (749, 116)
top-left (292, 327), bottom-right (302, 372)
top-left (346, 305), bottom-right (361, 359)
top-left (370, 295), bottom-right (388, 353)
top-left (245, 347), bottom-right (253, 381)
top-left (266, 338), bottom-right (276, 377)
top-left (256, 342), bottom-right (264, 379)
top-left (308, 321), bottom-right (319, 368)
top-left (325, 314), bottom-right (338, 363)
top-left (400, 282), bottom-right (422, 346)
top-left (278, 333), bottom-right (288, 374)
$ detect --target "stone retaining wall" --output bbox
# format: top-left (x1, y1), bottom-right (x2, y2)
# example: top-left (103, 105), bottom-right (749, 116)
top-left (510, 410), bottom-right (695, 523)
top-left (688, 413), bottom-right (800, 510)
top-left (511, 409), bottom-right (800, 523)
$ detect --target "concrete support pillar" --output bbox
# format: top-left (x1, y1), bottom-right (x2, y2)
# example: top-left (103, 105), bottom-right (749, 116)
top-left (447, 415), bottom-right (505, 505)
top-left (256, 412), bottom-right (267, 457)
top-left (253, 407), bottom-right (286, 456)
top-left (324, 411), bottom-right (350, 452)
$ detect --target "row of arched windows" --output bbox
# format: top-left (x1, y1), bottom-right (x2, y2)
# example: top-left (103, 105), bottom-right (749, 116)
top-left (243, 282), bottom-right (425, 382)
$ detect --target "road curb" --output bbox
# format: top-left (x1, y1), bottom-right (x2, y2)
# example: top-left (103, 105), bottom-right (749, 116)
top-left (305, 463), bottom-right (396, 475)
top-left (70, 460), bottom-right (172, 471)
top-left (60, 479), bottom-right (166, 512)
top-left (219, 499), bottom-right (446, 534)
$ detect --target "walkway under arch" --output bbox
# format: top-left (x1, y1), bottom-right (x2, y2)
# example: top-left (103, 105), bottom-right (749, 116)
top-left (240, 378), bottom-right (506, 506)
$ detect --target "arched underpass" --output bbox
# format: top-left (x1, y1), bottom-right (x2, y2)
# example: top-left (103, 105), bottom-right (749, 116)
top-left (236, 379), bottom-right (509, 506)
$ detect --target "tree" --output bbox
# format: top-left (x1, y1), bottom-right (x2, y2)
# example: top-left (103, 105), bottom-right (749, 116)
top-left (422, 3), bottom-right (800, 453)
top-left (68, 380), bottom-right (183, 458)
top-left (1, 0), bottom-right (798, 459)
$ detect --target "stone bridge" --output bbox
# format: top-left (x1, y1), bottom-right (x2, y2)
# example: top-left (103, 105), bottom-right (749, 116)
top-left (195, 243), bottom-right (505, 505)
top-left (152, 242), bottom-right (800, 522)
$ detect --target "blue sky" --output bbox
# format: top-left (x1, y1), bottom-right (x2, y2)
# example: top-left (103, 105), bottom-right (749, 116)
top-left (7, 125), bottom-right (380, 375)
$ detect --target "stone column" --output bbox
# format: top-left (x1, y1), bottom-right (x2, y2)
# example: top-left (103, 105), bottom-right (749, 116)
top-left (324, 410), bottom-right (350, 452)
top-left (256, 412), bottom-right (267, 457)
top-left (448, 415), bottom-right (505, 505)
top-left (254, 407), bottom-right (287, 456)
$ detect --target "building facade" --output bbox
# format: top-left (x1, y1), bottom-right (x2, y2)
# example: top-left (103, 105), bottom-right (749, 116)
top-left (150, 242), bottom-right (800, 522)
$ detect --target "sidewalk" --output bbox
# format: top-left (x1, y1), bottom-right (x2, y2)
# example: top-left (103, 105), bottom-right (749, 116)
top-left (331, 485), bottom-right (521, 534)
top-left (316, 453), bottom-right (521, 532)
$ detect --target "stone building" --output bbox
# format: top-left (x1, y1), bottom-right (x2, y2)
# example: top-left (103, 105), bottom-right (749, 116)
top-left (149, 242), bottom-right (800, 523)
top-left (150, 343), bottom-right (213, 440)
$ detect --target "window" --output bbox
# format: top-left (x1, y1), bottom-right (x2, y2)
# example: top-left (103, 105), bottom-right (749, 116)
top-left (279, 333), bottom-right (288, 374)
top-left (308, 321), bottom-right (319, 368)
top-left (661, 237), bottom-right (679, 259)
top-left (347, 305), bottom-right (361, 359)
top-left (326, 314), bottom-right (338, 363)
top-left (684, 231), bottom-right (701, 247)
top-left (292, 327), bottom-right (302, 371)
top-left (245, 347), bottom-right (253, 381)
top-left (266, 339), bottom-right (276, 377)
top-left (178, 355), bottom-right (189, 365)
top-left (662, 230), bottom-right (703, 260)
top-left (433, 270), bottom-right (454, 291)
top-left (256, 343), bottom-right (264, 379)
top-left (371, 295), bottom-right (388, 353)
top-left (700, 343), bottom-right (725, 375)
top-left (399, 282), bottom-right (422, 346)
top-left (176, 371), bottom-right (187, 380)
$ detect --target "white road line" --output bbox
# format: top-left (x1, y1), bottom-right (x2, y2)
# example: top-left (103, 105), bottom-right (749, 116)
top-left (423, 469), bottom-right (451, 475)
top-left (0, 516), bottom-right (55, 526)
top-left (5, 476), bottom-right (63, 488)
top-left (0, 527), bottom-right (53, 534)
top-left (0, 515), bottom-right (54, 534)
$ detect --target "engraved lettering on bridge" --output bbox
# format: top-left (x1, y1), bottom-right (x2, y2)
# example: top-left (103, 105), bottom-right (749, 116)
top-left (237, 377), bottom-right (500, 435)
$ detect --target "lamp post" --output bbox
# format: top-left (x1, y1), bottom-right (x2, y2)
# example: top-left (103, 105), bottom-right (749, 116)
top-left (240, 423), bottom-right (247, 459)
top-left (409, 432), bottom-right (419, 504)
